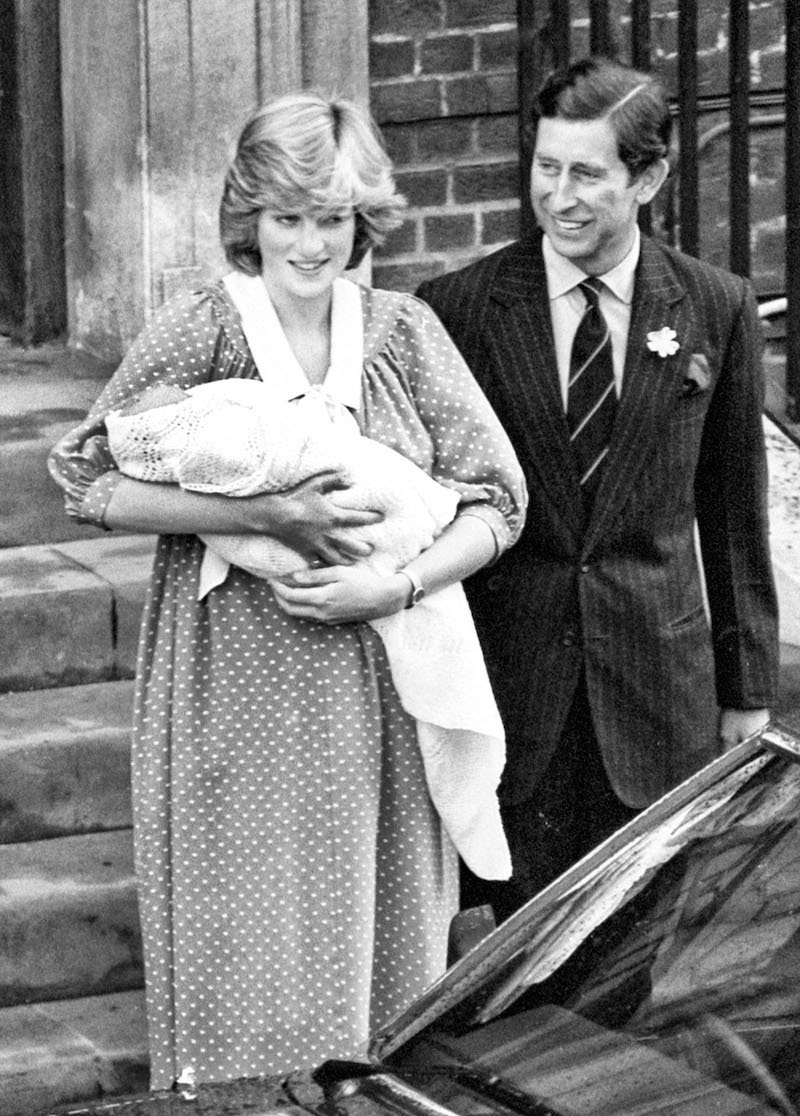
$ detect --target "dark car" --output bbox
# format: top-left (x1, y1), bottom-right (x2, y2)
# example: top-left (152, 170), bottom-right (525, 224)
top-left (323, 720), bottom-right (800, 1116)
top-left (47, 722), bottom-right (800, 1116)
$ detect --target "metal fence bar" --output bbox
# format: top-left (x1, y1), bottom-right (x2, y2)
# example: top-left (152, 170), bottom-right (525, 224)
top-left (728, 0), bottom-right (751, 276)
top-left (631, 0), bottom-right (653, 236)
top-left (550, 0), bottom-right (571, 69)
top-left (589, 0), bottom-right (614, 56)
top-left (630, 0), bottom-right (651, 71)
top-left (677, 0), bottom-right (700, 257)
top-left (787, 0), bottom-right (800, 420)
top-left (516, 0), bottom-right (539, 242)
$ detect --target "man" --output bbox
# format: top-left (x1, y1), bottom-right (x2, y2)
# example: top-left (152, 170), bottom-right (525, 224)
top-left (416, 57), bottom-right (779, 919)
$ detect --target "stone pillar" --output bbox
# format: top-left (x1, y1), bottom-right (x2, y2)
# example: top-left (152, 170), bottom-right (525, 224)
top-left (302, 0), bottom-right (369, 103)
top-left (0, 0), bottom-right (66, 344)
top-left (60, 0), bottom-right (369, 361)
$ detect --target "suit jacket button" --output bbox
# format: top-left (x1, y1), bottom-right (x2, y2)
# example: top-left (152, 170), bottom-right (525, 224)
top-left (580, 564), bottom-right (590, 574)
top-left (486, 574), bottom-right (503, 591)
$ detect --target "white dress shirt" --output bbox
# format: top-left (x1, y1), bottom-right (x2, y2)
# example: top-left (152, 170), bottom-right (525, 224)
top-left (542, 227), bottom-right (641, 408)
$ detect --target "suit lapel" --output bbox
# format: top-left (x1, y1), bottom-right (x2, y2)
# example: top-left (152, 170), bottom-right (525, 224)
top-left (483, 237), bottom-right (689, 543)
top-left (585, 236), bottom-right (687, 545)
top-left (487, 241), bottom-right (585, 534)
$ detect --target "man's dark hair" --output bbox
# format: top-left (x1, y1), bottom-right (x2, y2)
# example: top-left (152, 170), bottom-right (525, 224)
top-left (533, 57), bottom-right (673, 180)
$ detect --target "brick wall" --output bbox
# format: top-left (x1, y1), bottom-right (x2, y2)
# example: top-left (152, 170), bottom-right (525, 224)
top-left (369, 0), bottom-right (520, 292)
top-left (368, 0), bottom-right (786, 300)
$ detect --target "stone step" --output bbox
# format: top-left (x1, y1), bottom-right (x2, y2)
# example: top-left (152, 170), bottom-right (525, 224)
top-left (0, 829), bottom-right (142, 1009)
top-left (0, 338), bottom-right (115, 550)
top-left (0, 534), bottom-right (155, 693)
top-left (0, 681), bottom-right (134, 844)
top-left (0, 989), bottom-right (148, 1116)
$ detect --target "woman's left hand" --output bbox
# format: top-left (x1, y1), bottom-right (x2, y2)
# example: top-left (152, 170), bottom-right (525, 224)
top-left (270, 565), bottom-right (408, 624)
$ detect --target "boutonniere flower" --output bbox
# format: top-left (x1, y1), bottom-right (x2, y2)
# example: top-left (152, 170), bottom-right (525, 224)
top-left (647, 326), bottom-right (680, 358)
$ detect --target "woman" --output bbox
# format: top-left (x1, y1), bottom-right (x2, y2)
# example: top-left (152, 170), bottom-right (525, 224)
top-left (49, 92), bottom-right (526, 1088)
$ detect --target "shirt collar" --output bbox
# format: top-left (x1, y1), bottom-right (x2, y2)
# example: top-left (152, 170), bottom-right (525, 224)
top-left (222, 271), bottom-right (363, 410)
top-left (542, 225), bottom-right (640, 305)
top-left (325, 279), bottom-right (364, 411)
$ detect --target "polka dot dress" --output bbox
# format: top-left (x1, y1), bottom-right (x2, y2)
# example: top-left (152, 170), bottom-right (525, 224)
top-left (48, 281), bottom-right (526, 1089)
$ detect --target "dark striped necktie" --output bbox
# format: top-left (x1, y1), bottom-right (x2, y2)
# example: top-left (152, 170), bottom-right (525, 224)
top-left (567, 277), bottom-right (617, 509)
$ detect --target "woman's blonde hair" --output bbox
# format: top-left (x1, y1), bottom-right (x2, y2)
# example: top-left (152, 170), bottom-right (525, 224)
top-left (220, 91), bottom-right (406, 273)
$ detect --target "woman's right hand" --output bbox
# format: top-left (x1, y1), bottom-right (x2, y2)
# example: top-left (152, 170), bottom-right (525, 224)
top-left (243, 471), bottom-right (383, 567)
top-left (102, 471), bottom-right (382, 565)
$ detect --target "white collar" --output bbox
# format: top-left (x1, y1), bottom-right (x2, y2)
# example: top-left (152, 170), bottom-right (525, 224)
top-left (222, 272), bottom-right (364, 410)
top-left (542, 226), bottom-right (640, 305)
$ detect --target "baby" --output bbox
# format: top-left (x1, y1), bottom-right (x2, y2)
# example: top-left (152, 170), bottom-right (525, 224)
top-left (105, 377), bottom-right (459, 581)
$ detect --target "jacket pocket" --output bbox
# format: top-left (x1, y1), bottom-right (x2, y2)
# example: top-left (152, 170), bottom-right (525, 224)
top-left (666, 603), bottom-right (708, 633)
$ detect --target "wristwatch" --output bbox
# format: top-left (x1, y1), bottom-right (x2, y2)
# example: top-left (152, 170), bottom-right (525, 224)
top-left (399, 566), bottom-right (426, 609)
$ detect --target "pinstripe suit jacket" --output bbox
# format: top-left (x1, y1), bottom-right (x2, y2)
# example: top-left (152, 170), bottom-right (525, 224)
top-left (417, 235), bottom-right (779, 808)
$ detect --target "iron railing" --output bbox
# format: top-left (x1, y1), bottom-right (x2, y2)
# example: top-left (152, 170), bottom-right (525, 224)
top-left (517, 0), bottom-right (798, 425)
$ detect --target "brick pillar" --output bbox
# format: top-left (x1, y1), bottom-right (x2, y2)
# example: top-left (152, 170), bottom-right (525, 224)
top-left (368, 0), bottom-right (521, 292)
top-left (60, 0), bottom-right (368, 361)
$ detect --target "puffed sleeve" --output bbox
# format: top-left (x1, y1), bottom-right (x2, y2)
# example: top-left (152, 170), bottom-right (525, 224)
top-left (48, 287), bottom-right (251, 527)
top-left (380, 294), bottom-right (527, 556)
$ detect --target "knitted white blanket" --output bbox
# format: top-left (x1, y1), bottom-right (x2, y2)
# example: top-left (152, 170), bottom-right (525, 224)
top-left (107, 379), bottom-right (459, 581)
